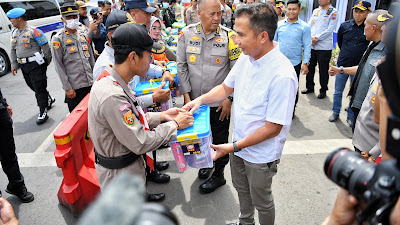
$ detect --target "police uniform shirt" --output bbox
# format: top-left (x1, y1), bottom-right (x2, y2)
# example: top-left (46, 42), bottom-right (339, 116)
top-left (308, 5), bottom-right (339, 50)
top-left (88, 66), bottom-right (177, 189)
top-left (222, 4), bottom-right (232, 24)
top-left (185, 6), bottom-right (200, 25)
top-left (10, 25), bottom-right (51, 69)
top-left (51, 25), bottom-right (96, 91)
top-left (177, 23), bottom-right (241, 107)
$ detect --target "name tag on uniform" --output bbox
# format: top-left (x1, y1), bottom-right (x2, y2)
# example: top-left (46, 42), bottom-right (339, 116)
top-left (189, 40), bottom-right (201, 46)
top-left (213, 43), bottom-right (226, 48)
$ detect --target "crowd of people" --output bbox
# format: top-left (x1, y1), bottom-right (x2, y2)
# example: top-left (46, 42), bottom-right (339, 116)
top-left (1, 0), bottom-right (399, 224)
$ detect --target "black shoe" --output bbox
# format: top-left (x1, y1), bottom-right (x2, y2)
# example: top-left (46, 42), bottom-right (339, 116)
top-left (155, 161), bottom-right (169, 171)
top-left (146, 170), bottom-right (170, 183)
top-left (301, 88), bottom-right (314, 94)
top-left (317, 92), bottom-right (326, 99)
top-left (328, 113), bottom-right (339, 122)
top-left (199, 176), bottom-right (226, 194)
top-left (5, 185), bottom-right (34, 203)
top-left (36, 109), bottom-right (48, 125)
top-left (198, 168), bottom-right (213, 179)
top-left (47, 95), bottom-right (55, 110)
top-left (347, 117), bottom-right (354, 128)
top-left (147, 193), bottom-right (165, 202)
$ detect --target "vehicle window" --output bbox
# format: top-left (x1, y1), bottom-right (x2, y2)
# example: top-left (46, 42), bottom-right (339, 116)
top-left (0, 0), bottom-right (60, 20)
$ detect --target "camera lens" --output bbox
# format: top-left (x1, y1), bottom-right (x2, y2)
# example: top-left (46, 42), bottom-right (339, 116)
top-left (324, 148), bottom-right (376, 198)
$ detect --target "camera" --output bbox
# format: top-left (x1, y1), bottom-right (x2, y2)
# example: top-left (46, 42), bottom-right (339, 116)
top-left (325, 148), bottom-right (400, 224)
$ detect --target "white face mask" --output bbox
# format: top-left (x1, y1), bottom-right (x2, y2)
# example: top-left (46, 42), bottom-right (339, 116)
top-left (65, 18), bottom-right (80, 29)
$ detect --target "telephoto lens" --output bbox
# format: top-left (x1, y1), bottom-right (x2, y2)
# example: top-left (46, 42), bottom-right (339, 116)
top-left (324, 148), bottom-right (376, 198)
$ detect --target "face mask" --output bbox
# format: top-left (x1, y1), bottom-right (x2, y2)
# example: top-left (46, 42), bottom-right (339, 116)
top-left (162, 3), bottom-right (169, 9)
top-left (65, 18), bottom-right (80, 30)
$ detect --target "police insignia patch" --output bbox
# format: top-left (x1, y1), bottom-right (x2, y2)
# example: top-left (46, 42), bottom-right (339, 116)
top-left (22, 39), bottom-right (28, 43)
top-left (332, 14), bottom-right (337, 20)
top-left (371, 97), bottom-right (375, 104)
top-left (191, 36), bottom-right (200, 40)
top-left (66, 39), bottom-right (72, 43)
top-left (190, 47), bottom-right (198, 52)
top-left (215, 38), bottom-right (225, 42)
top-left (24, 32), bottom-right (29, 35)
top-left (189, 54), bottom-right (196, 63)
top-left (81, 37), bottom-right (86, 41)
top-left (215, 57), bottom-right (221, 64)
top-left (24, 43), bottom-right (29, 48)
top-left (70, 47), bottom-right (76, 52)
top-left (178, 31), bottom-right (184, 41)
top-left (53, 41), bottom-right (60, 49)
top-left (124, 111), bottom-right (134, 126)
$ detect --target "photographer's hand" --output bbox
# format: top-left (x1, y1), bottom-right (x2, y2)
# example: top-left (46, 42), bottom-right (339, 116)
top-left (0, 197), bottom-right (19, 225)
top-left (322, 189), bottom-right (359, 225)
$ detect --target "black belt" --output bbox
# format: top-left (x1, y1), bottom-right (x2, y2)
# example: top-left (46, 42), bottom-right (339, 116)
top-left (94, 148), bottom-right (139, 169)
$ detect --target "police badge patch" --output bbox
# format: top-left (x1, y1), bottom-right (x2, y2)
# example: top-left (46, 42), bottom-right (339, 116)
top-left (124, 111), bottom-right (135, 126)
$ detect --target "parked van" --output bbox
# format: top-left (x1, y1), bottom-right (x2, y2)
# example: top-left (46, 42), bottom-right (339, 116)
top-left (0, 0), bottom-right (65, 76)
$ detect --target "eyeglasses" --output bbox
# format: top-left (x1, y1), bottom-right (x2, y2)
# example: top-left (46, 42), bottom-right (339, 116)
top-left (151, 27), bottom-right (162, 31)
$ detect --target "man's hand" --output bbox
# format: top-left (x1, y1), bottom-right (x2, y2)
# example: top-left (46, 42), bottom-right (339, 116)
top-left (94, 49), bottom-right (100, 58)
top-left (89, 20), bottom-right (98, 31)
top-left (322, 189), bottom-right (359, 225)
top-left (66, 89), bottom-right (76, 99)
top-left (173, 112), bottom-right (194, 129)
top-left (312, 36), bottom-right (319, 46)
top-left (183, 98), bottom-right (202, 114)
top-left (161, 107), bottom-right (187, 121)
top-left (7, 106), bottom-right (12, 118)
top-left (152, 82), bottom-right (170, 103)
top-left (0, 197), bottom-right (19, 225)
top-left (216, 98), bottom-right (232, 121)
top-left (162, 71), bottom-right (175, 88)
top-left (329, 65), bottom-right (341, 76)
top-left (154, 60), bottom-right (167, 67)
top-left (211, 143), bottom-right (234, 161)
top-left (11, 68), bottom-right (17, 76)
top-left (301, 64), bottom-right (309, 75)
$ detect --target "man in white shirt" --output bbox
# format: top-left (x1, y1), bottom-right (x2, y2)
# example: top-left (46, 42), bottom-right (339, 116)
top-left (184, 3), bottom-right (298, 225)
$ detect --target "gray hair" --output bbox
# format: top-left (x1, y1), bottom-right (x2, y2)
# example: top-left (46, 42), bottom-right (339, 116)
top-left (235, 3), bottom-right (278, 40)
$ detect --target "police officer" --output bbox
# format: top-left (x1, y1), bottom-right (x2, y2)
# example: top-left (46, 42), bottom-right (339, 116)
top-left (52, 3), bottom-right (101, 112)
top-left (275, 1), bottom-right (286, 21)
top-left (0, 89), bottom-right (34, 203)
top-left (7, 8), bottom-right (55, 125)
top-left (301, 0), bottom-right (338, 99)
top-left (185, 0), bottom-right (200, 26)
top-left (220, 0), bottom-right (233, 28)
top-left (88, 23), bottom-right (193, 201)
top-left (76, 1), bottom-right (90, 27)
top-left (177, 0), bottom-right (241, 193)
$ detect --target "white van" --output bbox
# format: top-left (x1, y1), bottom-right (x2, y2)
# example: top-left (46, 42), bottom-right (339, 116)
top-left (0, 0), bottom-right (65, 76)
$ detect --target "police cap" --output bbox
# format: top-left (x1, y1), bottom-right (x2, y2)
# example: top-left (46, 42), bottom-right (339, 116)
top-left (76, 1), bottom-right (88, 8)
top-left (6, 8), bottom-right (26, 19)
top-left (353, 1), bottom-right (371, 11)
top-left (275, 1), bottom-right (285, 8)
top-left (111, 23), bottom-right (165, 54)
top-left (125, 0), bottom-right (156, 13)
top-left (106, 10), bottom-right (135, 32)
top-left (61, 3), bottom-right (79, 17)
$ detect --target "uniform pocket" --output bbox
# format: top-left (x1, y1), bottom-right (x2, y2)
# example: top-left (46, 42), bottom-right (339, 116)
top-left (186, 45), bottom-right (201, 65)
top-left (211, 45), bottom-right (228, 66)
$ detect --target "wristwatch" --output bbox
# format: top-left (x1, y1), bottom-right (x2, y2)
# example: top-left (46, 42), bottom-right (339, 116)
top-left (340, 66), bottom-right (344, 74)
top-left (227, 96), bottom-right (233, 102)
top-left (233, 142), bottom-right (241, 152)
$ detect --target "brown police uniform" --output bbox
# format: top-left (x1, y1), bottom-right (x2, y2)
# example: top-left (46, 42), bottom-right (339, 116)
top-left (88, 66), bottom-right (177, 189)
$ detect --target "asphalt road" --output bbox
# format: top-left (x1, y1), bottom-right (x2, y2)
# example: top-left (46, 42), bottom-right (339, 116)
top-left (0, 62), bottom-right (354, 225)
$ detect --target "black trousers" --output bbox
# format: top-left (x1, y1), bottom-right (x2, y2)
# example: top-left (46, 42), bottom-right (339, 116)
top-left (20, 62), bottom-right (49, 110)
top-left (306, 49), bottom-right (332, 93)
top-left (210, 107), bottom-right (230, 169)
top-left (294, 62), bottom-right (302, 106)
top-left (0, 108), bottom-right (25, 189)
top-left (65, 86), bottom-right (92, 112)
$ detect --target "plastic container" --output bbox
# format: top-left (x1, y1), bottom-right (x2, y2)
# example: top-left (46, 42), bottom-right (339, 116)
top-left (172, 22), bottom-right (186, 30)
top-left (169, 105), bottom-right (213, 172)
top-left (167, 61), bottom-right (179, 98)
top-left (170, 28), bottom-right (179, 35)
top-left (134, 79), bottom-right (172, 113)
top-left (168, 45), bottom-right (177, 54)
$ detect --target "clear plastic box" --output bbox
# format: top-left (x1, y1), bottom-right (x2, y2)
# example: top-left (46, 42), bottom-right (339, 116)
top-left (169, 105), bottom-right (213, 172)
top-left (134, 79), bottom-right (172, 113)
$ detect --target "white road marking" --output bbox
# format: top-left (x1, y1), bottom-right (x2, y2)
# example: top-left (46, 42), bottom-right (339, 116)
top-left (34, 122), bottom-right (62, 154)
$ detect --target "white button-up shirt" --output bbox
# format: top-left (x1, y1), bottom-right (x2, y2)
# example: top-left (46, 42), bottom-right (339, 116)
top-left (224, 42), bottom-right (298, 163)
